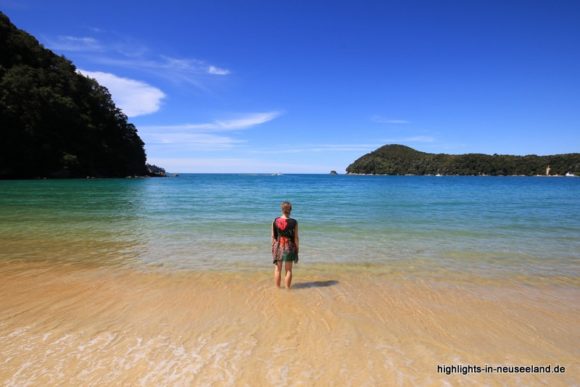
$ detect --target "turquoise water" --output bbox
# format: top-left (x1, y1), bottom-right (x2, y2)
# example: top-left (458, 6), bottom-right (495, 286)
top-left (1, 175), bottom-right (579, 280)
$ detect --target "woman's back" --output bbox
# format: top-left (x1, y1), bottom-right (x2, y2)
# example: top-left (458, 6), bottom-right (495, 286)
top-left (273, 216), bottom-right (297, 240)
top-left (271, 202), bottom-right (299, 288)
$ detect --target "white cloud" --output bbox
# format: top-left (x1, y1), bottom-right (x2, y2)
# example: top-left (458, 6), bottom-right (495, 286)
top-left (142, 133), bottom-right (243, 151)
top-left (142, 111), bottom-right (282, 132)
top-left (47, 36), bottom-right (103, 52)
top-left (138, 112), bottom-right (281, 151)
top-left (371, 115), bottom-right (410, 124)
top-left (88, 55), bottom-right (231, 90)
top-left (250, 139), bottom-right (435, 154)
top-left (249, 143), bottom-right (381, 154)
top-left (79, 70), bottom-right (165, 117)
top-left (207, 65), bottom-right (231, 75)
top-left (47, 34), bottom-right (231, 90)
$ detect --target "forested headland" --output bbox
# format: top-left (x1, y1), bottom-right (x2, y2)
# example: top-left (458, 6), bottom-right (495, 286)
top-left (0, 12), bottom-right (162, 178)
top-left (346, 144), bottom-right (580, 176)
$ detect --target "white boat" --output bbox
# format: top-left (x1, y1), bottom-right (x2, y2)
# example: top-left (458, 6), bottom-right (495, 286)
top-left (565, 172), bottom-right (575, 177)
top-left (435, 173), bottom-right (442, 177)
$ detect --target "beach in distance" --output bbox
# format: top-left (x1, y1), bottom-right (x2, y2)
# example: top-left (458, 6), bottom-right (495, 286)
top-left (1, 174), bottom-right (579, 385)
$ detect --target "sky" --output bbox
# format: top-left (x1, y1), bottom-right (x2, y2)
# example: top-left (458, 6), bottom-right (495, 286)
top-left (3, 0), bottom-right (580, 172)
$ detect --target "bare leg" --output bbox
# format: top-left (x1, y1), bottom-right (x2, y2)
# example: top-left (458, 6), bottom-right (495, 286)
top-left (274, 261), bottom-right (282, 288)
top-left (284, 261), bottom-right (293, 289)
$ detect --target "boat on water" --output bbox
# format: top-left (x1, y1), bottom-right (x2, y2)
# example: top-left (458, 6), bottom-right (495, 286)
top-left (435, 173), bottom-right (442, 177)
top-left (565, 172), bottom-right (576, 177)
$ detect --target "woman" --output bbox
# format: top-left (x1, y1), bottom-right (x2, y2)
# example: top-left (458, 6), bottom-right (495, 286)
top-left (271, 201), bottom-right (299, 289)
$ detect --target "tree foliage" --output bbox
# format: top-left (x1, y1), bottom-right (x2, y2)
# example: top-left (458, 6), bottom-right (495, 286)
top-left (0, 12), bottom-right (148, 178)
top-left (346, 145), bottom-right (580, 176)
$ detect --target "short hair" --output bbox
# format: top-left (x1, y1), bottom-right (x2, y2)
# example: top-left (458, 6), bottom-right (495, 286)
top-left (281, 201), bottom-right (292, 215)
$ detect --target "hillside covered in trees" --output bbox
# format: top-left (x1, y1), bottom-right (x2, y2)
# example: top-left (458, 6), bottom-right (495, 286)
top-left (346, 145), bottom-right (580, 176)
top-left (0, 12), bottom-right (157, 178)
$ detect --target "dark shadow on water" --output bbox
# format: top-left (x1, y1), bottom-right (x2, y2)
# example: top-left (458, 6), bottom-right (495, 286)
top-left (292, 280), bottom-right (339, 289)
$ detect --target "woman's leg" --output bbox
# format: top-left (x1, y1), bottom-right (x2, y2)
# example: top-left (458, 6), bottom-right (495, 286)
top-left (274, 261), bottom-right (282, 288)
top-left (284, 261), bottom-right (293, 289)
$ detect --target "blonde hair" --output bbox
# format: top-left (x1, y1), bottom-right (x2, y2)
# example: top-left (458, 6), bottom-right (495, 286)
top-left (281, 201), bottom-right (292, 216)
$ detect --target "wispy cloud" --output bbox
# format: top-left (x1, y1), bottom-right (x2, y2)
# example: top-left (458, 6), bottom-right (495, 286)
top-left (142, 111), bottom-right (282, 132)
top-left (47, 36), bottom-right (103, 52)
top-left (139, 111), bottom-right (282, 151)
top-left (88, 26), bottom-right (105, 33)
top-left (371, 115), bottom-right (410, 124)
top-left (47, 34), bottom-right (150, 58)
top-left (143, 133), bottom-right (243, 151)
top-left (78, 70), bottom-right (165, 117)
top-left (249, 138), bottom-right (436, 155)
top-left (249, 143), bottom-right (380, 154)
top-left (86, 55), bottom-right (230, 89)
top-left (370, 115), bottom-right (435, 143)
top-left (207, 65), bottom-right (231, 75)
top-left (46, 34), bottom-right (231, 89)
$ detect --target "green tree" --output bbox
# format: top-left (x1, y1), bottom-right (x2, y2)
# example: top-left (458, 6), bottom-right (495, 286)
top-left (0, 12), bottom-right (148, 178)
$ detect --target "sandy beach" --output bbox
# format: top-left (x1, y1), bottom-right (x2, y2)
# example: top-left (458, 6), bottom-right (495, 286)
top-left (1, 261), bottom-right (578, 386)
top-left (3, 0), bottom-right (580, 383)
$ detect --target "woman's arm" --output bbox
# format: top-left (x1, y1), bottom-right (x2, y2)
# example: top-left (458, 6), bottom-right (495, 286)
top-left (295, 223), bottom-right (299, 253)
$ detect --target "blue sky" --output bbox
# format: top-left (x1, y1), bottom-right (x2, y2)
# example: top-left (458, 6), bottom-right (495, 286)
top-left (4, 0), bottom-right (580, 172)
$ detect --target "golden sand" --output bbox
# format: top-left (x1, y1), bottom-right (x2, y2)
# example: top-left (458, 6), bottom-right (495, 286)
top-left (0, 262), bottom-right (578, 386)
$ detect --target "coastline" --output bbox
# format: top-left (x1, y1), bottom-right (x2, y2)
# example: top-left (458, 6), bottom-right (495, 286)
top-left (344, 172), bottom-right (579, 178)
top-left (1, 261), bottom-right (578, 385)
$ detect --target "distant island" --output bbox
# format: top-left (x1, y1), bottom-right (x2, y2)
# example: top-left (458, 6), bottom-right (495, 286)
top-left (346, 144), bottom-right (580, 176)
top-left (0, 12), bottom-right (163, 179)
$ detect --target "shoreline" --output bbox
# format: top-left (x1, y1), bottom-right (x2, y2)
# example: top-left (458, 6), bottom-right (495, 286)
top-left (1, 262), bottom-right (578, 385)
top-left (1, 172), bottom-right (579, 180)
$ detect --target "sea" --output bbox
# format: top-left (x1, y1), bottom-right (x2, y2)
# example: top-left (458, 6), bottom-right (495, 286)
top-left (1, 174), bottom-right (579, 280)
top-left (1, 174), bottom-right (578, 385)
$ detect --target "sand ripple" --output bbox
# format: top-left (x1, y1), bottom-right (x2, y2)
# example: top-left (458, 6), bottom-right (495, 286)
top-left (0, 262), bottom-right (578, 386)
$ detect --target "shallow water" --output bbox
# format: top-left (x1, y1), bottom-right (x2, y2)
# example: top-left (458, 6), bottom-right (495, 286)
top-left (0, 175), bottom-right (579, 385)
top-left (1, 263), bottom-right (578, 385)
top-left (1, 175), bottom-right (579, 276)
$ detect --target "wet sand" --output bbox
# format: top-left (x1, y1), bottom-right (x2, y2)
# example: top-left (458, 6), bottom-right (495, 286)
top-left (0, 261), bottom-right (578, 386)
